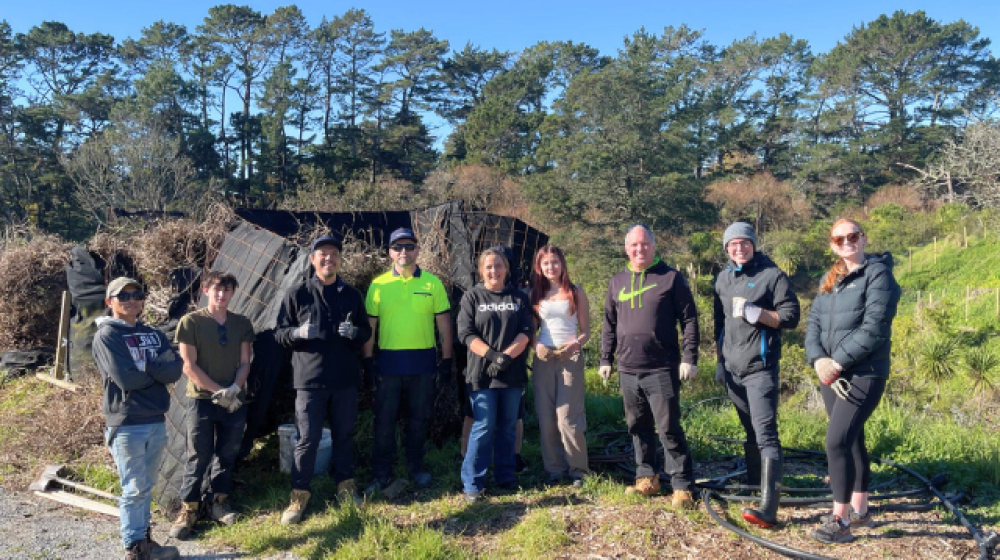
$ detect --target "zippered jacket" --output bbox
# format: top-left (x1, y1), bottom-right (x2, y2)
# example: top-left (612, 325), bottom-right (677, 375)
top-left (714, 252), bottom-right (800, 376)
top-left (93, 317), bottom-right (183, 427)
top-left (805, 253), bottom-right (901, 379)
top-left (600, 259), bottom-right (699, 374)
top-left (275, 275), bottom-right (372, 390)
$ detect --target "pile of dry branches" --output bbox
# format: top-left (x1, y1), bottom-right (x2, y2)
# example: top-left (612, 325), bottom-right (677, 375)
top-left (0, 228), bottom-right (73, 352)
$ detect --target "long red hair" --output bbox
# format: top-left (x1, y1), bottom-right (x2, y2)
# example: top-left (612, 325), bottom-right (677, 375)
top-left (820, 218), bottom-right (864, 295)
top-left (530, 245), bottom-right (577, 315)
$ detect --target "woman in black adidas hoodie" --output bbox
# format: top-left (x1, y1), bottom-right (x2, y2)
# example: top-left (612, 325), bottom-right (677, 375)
top-left (456, 247), bottom-right (533, 502)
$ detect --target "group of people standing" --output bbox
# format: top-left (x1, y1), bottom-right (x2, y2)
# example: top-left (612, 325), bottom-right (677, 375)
top-left (94, 218), bottom-right (899, 559)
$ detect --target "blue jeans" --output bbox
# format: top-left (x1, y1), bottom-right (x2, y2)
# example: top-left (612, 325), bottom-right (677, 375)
top-left (461, 387), bottom-right (521, 494)
top-left (106, 422), bottom-right (167, 549)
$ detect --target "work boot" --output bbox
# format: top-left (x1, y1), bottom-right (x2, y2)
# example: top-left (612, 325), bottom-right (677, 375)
top-left (280, 489), bottom-right (310, 525)
top-left (145, 527), bottom-right (180, 560)
top-left (671, 489), bottom-right (696, 510)
top-left (168, 501), bottom-right (200, 539)
top-left (143, 538), bottom-right (180, 560)
top-left (743, 444), bottom-right (761, 488)
top-left (124, 540), bottom-right (146, 560)
top-left (336, 479), bottom-right (363, 505)
top-left (742, 456), bottom-right (782, 528)
top-left (625, 474), bottom-right (660, 497)
top-left (210, 493), bottom-right (238, 526)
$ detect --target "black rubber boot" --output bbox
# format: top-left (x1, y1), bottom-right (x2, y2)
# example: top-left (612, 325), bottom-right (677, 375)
top-left (742, 456), bottom-right (781, 528)
top-left (743, 444), bottom-right (761, 488)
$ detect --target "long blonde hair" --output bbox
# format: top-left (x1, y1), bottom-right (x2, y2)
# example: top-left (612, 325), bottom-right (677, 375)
top-left (820, 218), bottom-right (864, 295)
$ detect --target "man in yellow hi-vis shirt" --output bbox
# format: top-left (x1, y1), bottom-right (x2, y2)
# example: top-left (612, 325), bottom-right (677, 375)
top-left (363, 228), bottom-right (453, 495)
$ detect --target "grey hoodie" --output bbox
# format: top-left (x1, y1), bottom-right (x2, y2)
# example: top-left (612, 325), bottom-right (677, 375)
top-left (93, 316), bottom-right (183, 427)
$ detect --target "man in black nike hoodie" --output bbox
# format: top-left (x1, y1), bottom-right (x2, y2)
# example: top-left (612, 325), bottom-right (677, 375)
top-left (714, 222), bottom-right (800, 528)
top-left (94, 277), bottom-right (182, 560)
top-left (600, 225), bottom-right (699, 508)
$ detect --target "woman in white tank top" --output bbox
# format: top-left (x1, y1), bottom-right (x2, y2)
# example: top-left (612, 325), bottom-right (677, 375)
top-left (529, 246), bottom-right (591, 486)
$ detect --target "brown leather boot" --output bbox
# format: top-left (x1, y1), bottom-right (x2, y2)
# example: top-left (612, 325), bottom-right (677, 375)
top-left (210, 493), bottom-right (238, 526)
top-left (336, 479), bottom-right (363, 505)
top-left (625, 474), bottom-right (660, 497)
top-left (671, 489), bottom-right (696, 510)
top-left (168, 501), bottom-right (199, 539)
top-left (281, 489), bottom-right (310, 525)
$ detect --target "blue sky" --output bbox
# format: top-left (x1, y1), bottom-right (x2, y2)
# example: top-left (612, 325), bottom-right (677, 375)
top-left (4, 0), bottom-right (999, 58)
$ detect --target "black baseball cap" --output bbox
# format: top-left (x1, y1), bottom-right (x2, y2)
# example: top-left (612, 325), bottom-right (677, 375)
top-left (311, 234), bottom-right (343, 252)
top-left (389, 228), bottom-right (417, 245)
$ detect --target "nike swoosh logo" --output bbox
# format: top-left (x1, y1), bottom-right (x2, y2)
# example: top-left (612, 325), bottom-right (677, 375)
top-left (618, 284), bottom-right (657, 302)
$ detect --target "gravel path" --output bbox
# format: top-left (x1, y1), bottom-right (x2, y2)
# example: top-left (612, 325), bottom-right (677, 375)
top-left (0, 488), bottom-right (298, 560)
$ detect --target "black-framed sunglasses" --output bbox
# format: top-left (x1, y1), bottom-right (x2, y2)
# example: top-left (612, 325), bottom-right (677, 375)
top-left (115, 291), bottom-right (146, 302)
top-left (831, 231), bottom-right (864, 247)
top-left (218, 325), bottom-right (228, 346)
top-left (390, 243), bottom-right (417, 252)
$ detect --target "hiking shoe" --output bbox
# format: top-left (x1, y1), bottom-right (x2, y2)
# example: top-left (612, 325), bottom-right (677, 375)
top-left (546, 473), bottom-right (567, 486)
top-left (464, 490), bottom-right (481, 504)
top-left (125, 539), bottom-right (145, 560)
top-left (145, 539), bottom-right (180, 560)
top-left (280, 489), bottom-right (310, 525)
top-left (168, 502), bottom-right (199, 539)
top-left (515, 454), bottom-right (527, 474)
top-left (210, 494), bottom-right (238, 526)
top-left (496, 480), bottom-right (520, 492)
top-left (412, 471), bottom-right (433, 488)
top-left (336, 479), bottom-right (363, 505)
top-left (671, 490), bottom-right (696, 510)
top-left (811, 516), bottom-right (854, 544)
top-left (571, 477), bottom-right (585, 489)
top-left (364, 478), bottom-right (392, 497)
top-left (821, 508), bottom-right (873, 528)
top-left (626, 474), bottom-right (660, 497)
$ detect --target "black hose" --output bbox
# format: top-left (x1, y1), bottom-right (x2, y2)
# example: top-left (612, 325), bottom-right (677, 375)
top-left (702, 490), bottom-right (840, 560)
top-left (703, 437), bottom-right (999, 560)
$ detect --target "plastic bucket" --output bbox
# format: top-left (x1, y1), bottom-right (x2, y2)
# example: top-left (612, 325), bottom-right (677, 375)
top-left (278, 423), bottom-right (331, 475)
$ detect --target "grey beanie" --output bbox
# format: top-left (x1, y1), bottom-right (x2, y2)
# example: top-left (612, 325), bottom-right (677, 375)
top-left (723, 222), bottom-right (757, 250)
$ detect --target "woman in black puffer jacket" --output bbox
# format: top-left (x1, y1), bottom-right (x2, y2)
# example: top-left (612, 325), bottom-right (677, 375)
top-left (805, 218), bottom-right (901, 545)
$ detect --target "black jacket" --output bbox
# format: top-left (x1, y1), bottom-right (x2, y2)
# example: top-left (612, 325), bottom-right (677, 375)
top-left (714, 252), bottom-right (800, 376)
top-left (456, 284), bottom-right (533, 391)
top-left (805, 253), bottom-right (901, 379)
top-left (93, 317), bottom-right (183, 427)
top-left (600, 259), bottom-right (699, 374)
top-left (275, 275), bottom-right (372, 390)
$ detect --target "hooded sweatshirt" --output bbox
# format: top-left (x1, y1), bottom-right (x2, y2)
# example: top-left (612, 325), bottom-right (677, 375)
top-left (601, 258), bottom-right (700, 374)
top-left (714, 252), bottom-right (801, 377)
top-left (456, 283), bottom-right (533, 391)
top-left (805, 253), bottom-right (900, 379)
top-left (93, 316), bottom-right (183, 427)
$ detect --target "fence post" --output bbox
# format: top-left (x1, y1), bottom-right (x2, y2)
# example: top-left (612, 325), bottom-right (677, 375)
top-left (930, 292), bottom-right (934, 306)
top-left (934, 237), bottom-right (938, 266)
top-left (966, 285), bottom-right (970, 323)
top-left (964, 226), bottom-right (968, 248)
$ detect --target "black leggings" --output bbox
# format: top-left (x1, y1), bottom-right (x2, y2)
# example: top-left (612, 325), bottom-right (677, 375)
top-left (821, 376), bottom-right (886, 504)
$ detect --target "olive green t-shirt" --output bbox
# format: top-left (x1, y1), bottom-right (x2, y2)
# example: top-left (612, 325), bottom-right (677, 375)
top-left (175, 308), bottom-right (256, 399)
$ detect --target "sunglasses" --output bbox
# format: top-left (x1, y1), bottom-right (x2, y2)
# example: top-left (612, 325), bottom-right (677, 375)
top-left (218, 325), bottom-right (228, 346)
top-left (831, 231), bottom-right (864, 246)
top-left (390, 243), bottom-right (417, 252)
top-left (115, 291), bottom-right (146, 302)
